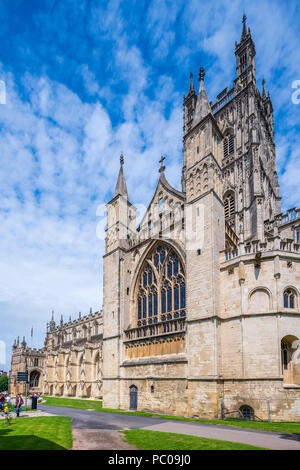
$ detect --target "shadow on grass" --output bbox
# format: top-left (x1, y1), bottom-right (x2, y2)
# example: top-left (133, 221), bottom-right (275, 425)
top-left (0, 426), bottom-right (67, 450)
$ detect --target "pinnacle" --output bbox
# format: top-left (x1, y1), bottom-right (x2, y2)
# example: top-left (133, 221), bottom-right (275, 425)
top-left (192, 66), bottom-right (212, 126)
top-left (113, 154), bottom-right (128, 198)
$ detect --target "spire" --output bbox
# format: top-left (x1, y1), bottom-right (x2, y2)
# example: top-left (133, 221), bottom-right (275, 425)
top-left (262, 78), bottom-right (266, 99)
top-left (49, 310), bottom-right (56, 331)
top-left (113, 154), bottom-right (128, 198)
top-left (241, 13), bottom-right (247, 40)
top-left (192, 67), bottom-right (212, 126)
top-left (21, 336), bottom-right (27, 349)
top-left (187, 72), bottom-right (195, 96)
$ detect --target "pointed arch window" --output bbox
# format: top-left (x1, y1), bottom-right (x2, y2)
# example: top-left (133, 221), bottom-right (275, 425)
top-left (224, 193), bottom-right (235, 219)
top-left (223, 133), bottom-right (234, 158)
top-left (136, 244), bottom-right (185, 326)
top-left (284, 289), bottom-right (296, 309)
top-left (281, 340), bottom-right (290, 370)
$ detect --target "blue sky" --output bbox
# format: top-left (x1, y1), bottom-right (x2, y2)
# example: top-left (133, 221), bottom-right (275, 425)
top-left (1, 0), bottom-right (300, 371)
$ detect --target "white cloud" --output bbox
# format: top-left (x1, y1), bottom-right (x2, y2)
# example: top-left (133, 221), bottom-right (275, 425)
top-left (0, 35), bottom-right (182, 371)
top-left (1, 0), bottom-right (300, 372)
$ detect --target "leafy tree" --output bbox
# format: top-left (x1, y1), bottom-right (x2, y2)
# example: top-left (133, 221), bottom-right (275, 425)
top-left (0, 375), bottom-right (8, 392)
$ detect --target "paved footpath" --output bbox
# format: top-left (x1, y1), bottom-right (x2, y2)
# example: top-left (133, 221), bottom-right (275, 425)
top-left (38, 404), bottom-right (300, 450)
top-left (0, 410), bottom-right (57, 420)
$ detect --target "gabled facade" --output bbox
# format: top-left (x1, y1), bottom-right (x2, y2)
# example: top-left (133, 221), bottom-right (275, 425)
top-left (102, 16), bottom-right (300, 421)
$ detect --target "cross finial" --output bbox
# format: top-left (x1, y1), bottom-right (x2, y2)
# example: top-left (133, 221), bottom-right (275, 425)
top-left (120, 154), bottom-right (124, 165)
top-left (241, 13), bottom-right (247, 38)
top-left (159, 155), bottom-right (165, 166)
top-left (198, 66), bottom-right (205, 82)
top-left (159, 155), bottom-right (166, 173)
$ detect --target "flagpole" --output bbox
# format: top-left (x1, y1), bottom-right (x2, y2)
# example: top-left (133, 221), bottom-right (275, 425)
top-left (31, 327), bottom-right (33, 349)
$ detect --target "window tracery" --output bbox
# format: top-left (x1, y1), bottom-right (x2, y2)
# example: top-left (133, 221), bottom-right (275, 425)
top-left (284, 289), bottom-right (296, 309)
top-left (137, 244), bottom-right (185, 327)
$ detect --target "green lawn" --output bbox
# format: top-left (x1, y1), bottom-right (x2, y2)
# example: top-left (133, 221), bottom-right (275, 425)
top-left (42, 396), bottom-right (300, 435)
top-left (42, 396), bottom-right (102, 410)
top-left (5, 403), bottom-right (32, 413)
top-left (121, 430), bottom-right (268, 450)
top-left (0, 417), bottom-right (72, 450)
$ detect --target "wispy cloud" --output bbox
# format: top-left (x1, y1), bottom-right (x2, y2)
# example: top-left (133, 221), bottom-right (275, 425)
top-left (0, 0), bottom-right (299, 370)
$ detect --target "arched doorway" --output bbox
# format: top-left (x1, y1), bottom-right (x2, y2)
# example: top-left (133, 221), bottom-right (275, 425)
top-left (281, 335), bottom-right (300, 385)
top-left (130, 385), bottom-right (138, 410)
top-left (239, 405), bottom-right (254, 420)
top-left (30, 370), bottom-right (40, 388)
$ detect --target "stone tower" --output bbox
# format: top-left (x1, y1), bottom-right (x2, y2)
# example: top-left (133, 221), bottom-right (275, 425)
top-left (183, 67), bottom-right (225, 412)
top-left (183, 15), bottom-right (281, 245)
top-left (102, 155), bottom-right (136, 407)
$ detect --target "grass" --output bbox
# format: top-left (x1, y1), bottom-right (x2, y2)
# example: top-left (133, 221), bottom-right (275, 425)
top-left (121, 430), bottom-right (268, 450)
top-left (0, 417), bottom-right (72, 450)
top-left (4, 403), bottom-right (32, 412)
top-left (42, 396), bottom-right (102, 410)
top-left (41, 396), bottom-right (300, 435)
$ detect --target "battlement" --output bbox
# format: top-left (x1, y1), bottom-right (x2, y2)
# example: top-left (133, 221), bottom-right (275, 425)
top-left (223, 237), bottom-right (300, 263)
top-left (211, 87), bottom-right (235, 114)
top-left (48, 309), bottom-right (103, 333)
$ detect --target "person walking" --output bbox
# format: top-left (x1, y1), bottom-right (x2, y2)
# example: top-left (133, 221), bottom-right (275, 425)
top-left (0, 393), bottom-right (4, 411)
top-left (15, 394), bottom-right (24, 417)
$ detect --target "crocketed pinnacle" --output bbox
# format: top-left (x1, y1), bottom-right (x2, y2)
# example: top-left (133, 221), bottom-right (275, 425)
top-left (192, 67), bottom-right (212, 126)
top-left (113, 154), bottom-right (128, 198)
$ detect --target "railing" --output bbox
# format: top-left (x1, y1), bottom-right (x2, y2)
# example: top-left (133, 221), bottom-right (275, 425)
top-left (124, 316), bottom-right (186, 342)
top-left (212, 88), bottom-right (235, 114)
top-left (279, 208), bottom-right (300, 225)
top-left (225, 251), bottom-right (239, 261)
top-left (223, 237), bottom-right (300, 262)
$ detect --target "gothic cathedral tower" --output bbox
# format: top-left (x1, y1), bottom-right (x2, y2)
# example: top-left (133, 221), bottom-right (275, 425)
top-left (102, 156), bottom-right (136, 408)
top-left (183, 67), bottom-right (225, 414)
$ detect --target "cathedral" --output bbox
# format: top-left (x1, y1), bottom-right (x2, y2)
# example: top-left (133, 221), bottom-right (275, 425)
top-left (10, 16), bottom-right (300, 421)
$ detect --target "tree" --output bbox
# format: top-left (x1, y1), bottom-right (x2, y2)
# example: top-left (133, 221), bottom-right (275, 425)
top-left (0, 375), bottom-right (8, 392)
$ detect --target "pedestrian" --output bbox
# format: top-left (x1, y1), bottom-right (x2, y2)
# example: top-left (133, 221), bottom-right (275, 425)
top-left (15, 394), bottom-right (24, 417)
top-left (0, 393), bottom-right (4, 411)
top-left (5, 394), bottom-right (11, 405)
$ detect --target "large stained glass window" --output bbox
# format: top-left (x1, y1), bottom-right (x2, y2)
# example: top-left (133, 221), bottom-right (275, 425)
top-left (137, 244), bottom-right (185, 327)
